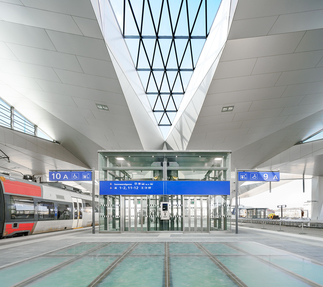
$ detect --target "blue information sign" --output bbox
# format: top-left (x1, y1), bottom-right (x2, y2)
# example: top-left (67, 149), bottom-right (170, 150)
top-left (100, 181), bottom-right (230, 195)
top-left (49, 171), bottom-right (92, 181)
top-left (238, 171), bottom-right (280, 182)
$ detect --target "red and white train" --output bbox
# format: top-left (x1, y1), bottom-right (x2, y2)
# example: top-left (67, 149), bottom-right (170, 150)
top-left (0, 175), bottom-right (98, 238)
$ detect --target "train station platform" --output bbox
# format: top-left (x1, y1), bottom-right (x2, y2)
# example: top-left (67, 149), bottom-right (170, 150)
top-left (0, 226), bottom-right (323, 287)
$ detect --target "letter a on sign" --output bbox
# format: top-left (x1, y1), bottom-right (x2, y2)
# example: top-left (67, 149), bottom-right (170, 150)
top-left (63, 175), bottom-right (69, 180)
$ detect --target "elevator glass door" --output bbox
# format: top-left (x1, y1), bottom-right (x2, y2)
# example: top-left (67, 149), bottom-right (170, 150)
top-left (123, 195), bottom-right (183, 232)
top-left (124, 196), bottom-right (148, 232)
top-left (183, 196), bottom-right (209, 232)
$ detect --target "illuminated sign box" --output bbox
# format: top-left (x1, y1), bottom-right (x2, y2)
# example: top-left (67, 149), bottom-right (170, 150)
top-left (100, 181), bottom-right (230, 195)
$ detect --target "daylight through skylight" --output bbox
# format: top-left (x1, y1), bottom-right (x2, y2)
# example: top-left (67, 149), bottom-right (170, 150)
top-left (109, 0), bottom-right (221, 126)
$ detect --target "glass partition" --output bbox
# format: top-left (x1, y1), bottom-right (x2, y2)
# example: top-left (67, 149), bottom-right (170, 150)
top-left (98, 151), bottom-right (231, 232)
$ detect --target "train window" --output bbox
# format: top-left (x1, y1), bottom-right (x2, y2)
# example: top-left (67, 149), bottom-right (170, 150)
top-left (78, 202), bottom-right (82, 219)
top-left (38, 201), bottom-right (55, 220)
top-left (57, 204), bottom-right (71, 220)
top-left (74, 202), bottom-right (77, 219)
top-left (10, 196), bottom-right (34, 219)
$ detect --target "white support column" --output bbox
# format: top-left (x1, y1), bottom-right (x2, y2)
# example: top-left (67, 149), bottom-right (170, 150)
top-left (311, 176), bottom-right (323, 221)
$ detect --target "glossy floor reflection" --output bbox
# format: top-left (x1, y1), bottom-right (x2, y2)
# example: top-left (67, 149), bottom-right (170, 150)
top-left (1, 241), bottom-right (323, 286)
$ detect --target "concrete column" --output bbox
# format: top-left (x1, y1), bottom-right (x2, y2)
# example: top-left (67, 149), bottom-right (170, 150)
top-left (311, 176), bottom-right (323, 221)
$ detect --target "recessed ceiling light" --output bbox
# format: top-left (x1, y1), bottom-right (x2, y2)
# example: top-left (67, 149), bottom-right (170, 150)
top-left (214, 157), bottom-right (223, 160)
top-left (222, 106), bottom-right (234, 112)
top-left (96, 103), bottom-right (109, 111)
top-left (116, 157), bottom-right (124, 161)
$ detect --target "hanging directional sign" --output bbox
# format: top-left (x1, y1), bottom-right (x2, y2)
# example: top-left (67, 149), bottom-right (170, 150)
top-left (49, 170), bottom-right (92, 181)
top-left (238, 171), bottom-right (280, 182)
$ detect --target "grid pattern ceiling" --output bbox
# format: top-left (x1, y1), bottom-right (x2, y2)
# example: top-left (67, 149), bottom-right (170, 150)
top-left (110, 0), bottom-right (221, 126)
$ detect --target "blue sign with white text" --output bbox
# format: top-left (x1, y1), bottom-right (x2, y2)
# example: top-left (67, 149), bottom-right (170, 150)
top-left (49, 171), bottom-right (92, 181)
top-left (100, 181), bottom-right (230, 195)
top-left (238, 171), bottom-right (280, 182)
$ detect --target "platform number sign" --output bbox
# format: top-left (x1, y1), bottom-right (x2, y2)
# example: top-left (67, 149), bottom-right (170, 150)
top-left (238, 171), bottom-right (280, 182)
top-left (49, 171), bottom-right (92, 181)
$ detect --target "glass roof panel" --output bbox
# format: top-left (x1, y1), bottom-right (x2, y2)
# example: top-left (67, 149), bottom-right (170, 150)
top-left (191, 39), bottom-right (206, 66)
top-left (142, 1), bottom-right (155, 36)
top-left (166, 96), bottom-right (177, 111)
top-left (125, 38), bottom-right (139, 65)
top-left (207, 0), bottom-right (221, 34)
top-left (153, 70), bottom-right (164, 91)
top-left (303, 130), bottom-right (323, 143)
top-left (111, 0), bottom-right (221, 126)
top-left (160, 113), bottom-right (171, 125)
top-left (181, 71), bottom-right (193, 91)
top-left (110, 0), bottom-right (124, 32)
top-left (147, 73), bottom-right (157, 92)
top-left (168, 0), bottom-right (183, 30)
top-left (174, 0), bottom-right (189, 37)
top-left (167, 112), bottom-right (177, 123)
top-left (148, 0), bottom-right (163, 28)
top-left (160, 74), bottom-right (169, 92)
top-left (158, 1), bottom-right (172, 36)
top-left (188, 0), bottom-right (203, 32)
top-left (124, 1), bottom-right (139, 35)
top-left (137, 41), bottom-right (150, 68)
top-left (191, 1), bottom-right (205, 36)
top-left (154, 96), bottom-right (164, 111)
top-left (138, 70), bottom-right (150, 90)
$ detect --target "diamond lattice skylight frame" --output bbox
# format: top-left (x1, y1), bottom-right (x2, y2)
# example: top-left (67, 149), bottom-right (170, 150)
top-left (110, 0), bottom-right (221, 126)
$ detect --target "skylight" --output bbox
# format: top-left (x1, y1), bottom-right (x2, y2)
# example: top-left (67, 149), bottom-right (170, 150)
top-left (109, 0), bottom-right (221, 126)
top-left (302, 129), bottom-right (323, 144)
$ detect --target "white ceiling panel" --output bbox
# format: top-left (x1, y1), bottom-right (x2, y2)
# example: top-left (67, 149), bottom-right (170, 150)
top-left (299, 93), bottom-right (323, 105)
top-left (221, 32), bottom-right (305, 61)
top-left (2, 0), bottom-right (24, 5)
top-left (210, 73), bottom-right (281, 94)
top-left (54, 69), bottom-right (122, 93)
top-left (8, 44), bottom-right (83, 72)
top-left (276, 67), bottom-right (323, 86)
top-left (0, 21), bottom-right (55, 50)
top-left (205, 86), bottom-right (286, 106)
top-left (46, 30), bottom-right (110, 60)
top-left (233, 108), bottom-right (283, 122)
top-left (282, 82), bottom-right (323, 97)
top-left (295, 29), bottom-right (323, 52)
top-left (0, 41), bottom-right (17, 60)
top-left (24, 90), bottom-right (76, 107)
top-left (241, 116), bottom-right (288, 128)
top-left (249, 96), bottom-right (304, 111)
top-left (0, 72), bottom-right (42, 90)
top-left (234, 0), bottom-right (323, 20)
top-left (21, 0), bottom-right (96, 19)
top-left (199, 101), bottom-right (252, 117)
top-left (76, 56), bottom-right (116, 78)
top-left (228, 16), bottom-right (278, 39)
top-left (269, 9), bottom-right (323, 34)
top-left (73, 16), bottom-right (102, 39)
top-left (252, 50), bottom-right (323, 74)
top-left (214, 58), bottom-right (256, 79)
top-left (0, 58), bottom-right (60, 82)
top-left (35, 79), bottom-right (126, 105)
top-left (0, 2), bottom-right (82, 34)
top-left (281, 103), bottom-right (323, 116)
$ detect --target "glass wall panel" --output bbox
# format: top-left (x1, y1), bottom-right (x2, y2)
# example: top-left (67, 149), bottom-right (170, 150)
top-left (98, 151), bottom-right (231, 233)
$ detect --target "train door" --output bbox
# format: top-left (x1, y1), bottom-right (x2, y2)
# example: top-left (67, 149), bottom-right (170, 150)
top-left (72, 198), bottom-right (83, 228)
top-left (0, 184), bottom-right (4, 237)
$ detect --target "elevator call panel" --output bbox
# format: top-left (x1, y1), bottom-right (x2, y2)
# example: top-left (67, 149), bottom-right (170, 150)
top-left (160, 202), bottom-right (170, 220)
